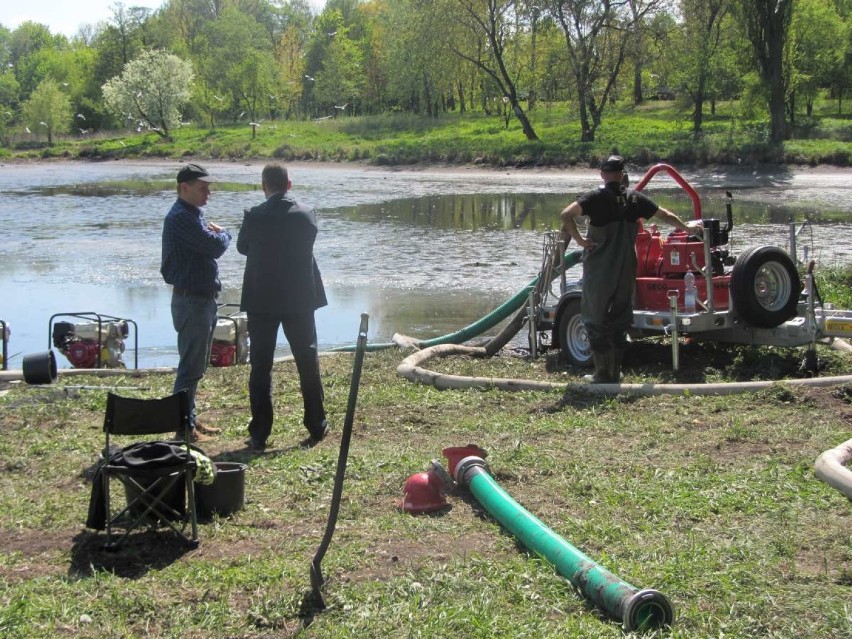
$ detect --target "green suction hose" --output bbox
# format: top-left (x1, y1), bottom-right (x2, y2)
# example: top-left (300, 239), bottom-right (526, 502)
top-left (454, 455), bottom-right (673, 633)
top-left (329, 250), bottom-right (582, 352)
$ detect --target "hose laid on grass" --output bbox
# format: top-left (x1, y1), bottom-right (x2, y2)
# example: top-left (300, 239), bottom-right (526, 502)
top-left (396, 342), bottom-right (852, 396)
top-left (454, 455), bottom-right (673, 632)
top-left (814, 438), bottom-right (852, 500)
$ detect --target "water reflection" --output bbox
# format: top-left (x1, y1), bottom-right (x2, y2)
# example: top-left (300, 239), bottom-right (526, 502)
top-left (342, 193), bottom-right (567, 231)
top-left (1, 161), bottom-right (849, 369)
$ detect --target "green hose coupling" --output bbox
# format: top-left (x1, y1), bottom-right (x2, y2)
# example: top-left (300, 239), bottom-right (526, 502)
top-left (454, 455), bottom-right (673, 632)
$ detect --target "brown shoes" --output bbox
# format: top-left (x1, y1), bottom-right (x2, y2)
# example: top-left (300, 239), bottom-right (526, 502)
top-left (174, 429), bottom-right (213, 443)
top-left (195, 420), bottom-right (221, 435)
top-left (189, 429), bottom-right (213, 443)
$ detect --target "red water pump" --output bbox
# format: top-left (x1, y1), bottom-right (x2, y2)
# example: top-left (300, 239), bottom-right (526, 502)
top-left (52, 319), bottom-right (128, 368)
top-left (210, 309), bottom-right (249, 367)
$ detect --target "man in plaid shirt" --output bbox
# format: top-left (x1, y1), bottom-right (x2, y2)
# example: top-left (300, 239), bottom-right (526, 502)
top-left (161, 163), bottom-right (231, 442)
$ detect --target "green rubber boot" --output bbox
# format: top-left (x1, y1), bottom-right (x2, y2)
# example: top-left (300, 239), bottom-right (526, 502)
top-left (610, 348), bottom-right (624, 383)
top-left (584, 350), bottom-right (613, 384)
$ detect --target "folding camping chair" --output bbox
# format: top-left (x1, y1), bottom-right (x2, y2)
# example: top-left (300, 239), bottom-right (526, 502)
top-left (99, 390), bottom-right (199, 549)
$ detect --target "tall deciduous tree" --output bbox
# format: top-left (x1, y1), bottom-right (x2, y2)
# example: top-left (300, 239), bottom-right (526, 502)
top-left (313, 24), bottom-right (365, 114)
top-left (9, 22), bottom-right (67, 99)
top-left (22, 77), bottom-right (71, 144)
top-left (550, 0), bottom-right (635, 142)
top-left (448, 0), bottom-right (539, 140)
top-left (676, 0), bottom-right (730, 138)
top-left (786, 0), bottom-right (847, 120)
top-left (374, 0), bottom-right (454, 116)
top-left (626, 0), bottom-right (669, 105)
top-left (201, 7), bottom-right (278, 125)
top-left (735, 0), bottom-right (793, 143)
top-left (102, 49), bottom-right (194, 139)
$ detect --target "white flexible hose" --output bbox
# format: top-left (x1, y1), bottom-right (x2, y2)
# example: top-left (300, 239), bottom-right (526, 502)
top-left (396, 342), bottom-right (852, 396)
top-left (814, 439), bottom-right (852, 500)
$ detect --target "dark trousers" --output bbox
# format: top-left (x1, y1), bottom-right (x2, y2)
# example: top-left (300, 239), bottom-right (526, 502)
top-left (247, 311), bottom-right (326, 443)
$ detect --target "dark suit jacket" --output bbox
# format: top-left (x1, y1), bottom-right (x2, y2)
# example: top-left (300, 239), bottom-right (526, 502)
top-left (237, 193), bottom-right (327, 315)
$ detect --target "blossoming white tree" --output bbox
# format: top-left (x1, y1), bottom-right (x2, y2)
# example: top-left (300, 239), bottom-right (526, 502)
top-left (102, 50), bottom-right (194, 140)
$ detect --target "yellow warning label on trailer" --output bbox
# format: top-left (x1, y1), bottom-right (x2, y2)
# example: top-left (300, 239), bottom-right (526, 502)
top-left (825, 318), bottom-right (852, 336)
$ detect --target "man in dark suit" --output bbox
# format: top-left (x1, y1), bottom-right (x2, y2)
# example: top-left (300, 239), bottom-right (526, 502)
top-left (238, 164), bottom-right (328, 452)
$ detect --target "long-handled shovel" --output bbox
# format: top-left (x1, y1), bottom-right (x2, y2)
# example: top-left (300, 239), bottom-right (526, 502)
top-left (307, 313), bottom-right (369, 611)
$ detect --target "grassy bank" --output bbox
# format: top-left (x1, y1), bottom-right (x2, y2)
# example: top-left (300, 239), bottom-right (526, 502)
top-left (1, 316), bottom-right (851, 636)
top-left (4, 100), bottom-right (852, 168)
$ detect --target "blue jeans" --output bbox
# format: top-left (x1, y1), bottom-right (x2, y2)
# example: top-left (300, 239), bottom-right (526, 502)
top-left (171, 294), bottom-right (218, 428)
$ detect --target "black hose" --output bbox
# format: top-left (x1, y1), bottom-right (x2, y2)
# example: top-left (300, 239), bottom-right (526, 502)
top-left (307, 313), bottom-right (369, 611)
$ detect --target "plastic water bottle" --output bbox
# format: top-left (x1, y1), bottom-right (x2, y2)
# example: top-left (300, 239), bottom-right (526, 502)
top-left (684, 271), bottom-right (696, 313)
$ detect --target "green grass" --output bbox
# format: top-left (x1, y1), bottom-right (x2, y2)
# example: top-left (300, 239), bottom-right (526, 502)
top-left (9, 98), bottom-right (852, 168)
top-left (1, 298), bottom-right (851, 638)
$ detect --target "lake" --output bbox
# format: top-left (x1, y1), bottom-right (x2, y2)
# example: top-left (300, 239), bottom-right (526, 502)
top-left (1, 160), bottom-right (850, 369)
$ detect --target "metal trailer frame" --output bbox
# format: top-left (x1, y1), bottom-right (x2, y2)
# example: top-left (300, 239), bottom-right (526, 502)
top-left (532, 165), bottom-right (852, 368)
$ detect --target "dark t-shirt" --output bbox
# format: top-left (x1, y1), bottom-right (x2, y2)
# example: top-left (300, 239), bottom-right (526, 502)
top-left (577, 183), bottom-right (658, 226)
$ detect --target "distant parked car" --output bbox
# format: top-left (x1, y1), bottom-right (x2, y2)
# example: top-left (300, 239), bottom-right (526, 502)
top-left (647, 87), bottom-right (676, 100)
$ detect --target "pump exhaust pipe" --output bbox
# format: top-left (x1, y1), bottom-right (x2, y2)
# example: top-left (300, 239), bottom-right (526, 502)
top-left (454, 455), bottom-right (674, 632)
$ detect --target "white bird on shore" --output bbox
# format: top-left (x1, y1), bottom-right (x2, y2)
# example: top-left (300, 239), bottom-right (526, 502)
top-left (25, 126), bottom-right (31, 133)
top-left (77, 113), bottom-right (86, 120)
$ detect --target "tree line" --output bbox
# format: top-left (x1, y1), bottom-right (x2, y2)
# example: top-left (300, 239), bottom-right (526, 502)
top-left (0, 0), bottom-right (849, 148)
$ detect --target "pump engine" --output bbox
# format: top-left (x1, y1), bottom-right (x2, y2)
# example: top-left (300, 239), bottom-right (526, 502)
top-left (210, 313), bottom-right (249, 367)
top-left (52, 320), bottom-right (128, 368)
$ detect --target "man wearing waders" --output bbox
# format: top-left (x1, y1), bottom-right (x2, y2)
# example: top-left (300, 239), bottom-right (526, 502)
top-left (560, 156), bottom-right (703, 383)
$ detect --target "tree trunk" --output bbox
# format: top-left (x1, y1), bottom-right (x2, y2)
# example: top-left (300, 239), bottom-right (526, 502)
top-left (512, 101), bottom-right (538, 140)
top-left (693, 69), bottom-right (707, 139)
top-left (634, 63), bottom-right (643, 105)
top-left (578, 92), bottom-right (594, 142)
top-left (769, 70), bottom-right (786, 142)
top-left (788, 91), bottom-right (796, 127)
top-left (693, 92), bottom-right (704, 139)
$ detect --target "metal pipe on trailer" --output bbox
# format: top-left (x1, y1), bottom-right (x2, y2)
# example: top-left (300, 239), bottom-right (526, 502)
top-left (667, 291), bottom-right (680, 372)
top-left (454, 455), bottom-right (674, 633)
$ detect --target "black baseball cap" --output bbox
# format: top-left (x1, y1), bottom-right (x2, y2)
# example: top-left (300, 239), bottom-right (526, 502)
top-left (600, 155), bottom-right (625, 172)
top-left (177, 163), bottom-right (216, 184)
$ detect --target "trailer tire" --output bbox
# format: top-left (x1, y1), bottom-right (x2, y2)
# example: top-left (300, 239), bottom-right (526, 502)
top-left (557, 298), bottom-right (592, 367)
top-left (731, 246), bottom-right (801, 328)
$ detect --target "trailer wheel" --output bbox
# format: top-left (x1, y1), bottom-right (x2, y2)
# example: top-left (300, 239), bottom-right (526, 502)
top-left (557, 299), bottom-right (592, 367)
top-left (731, 246), bottom-right (801, 328)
